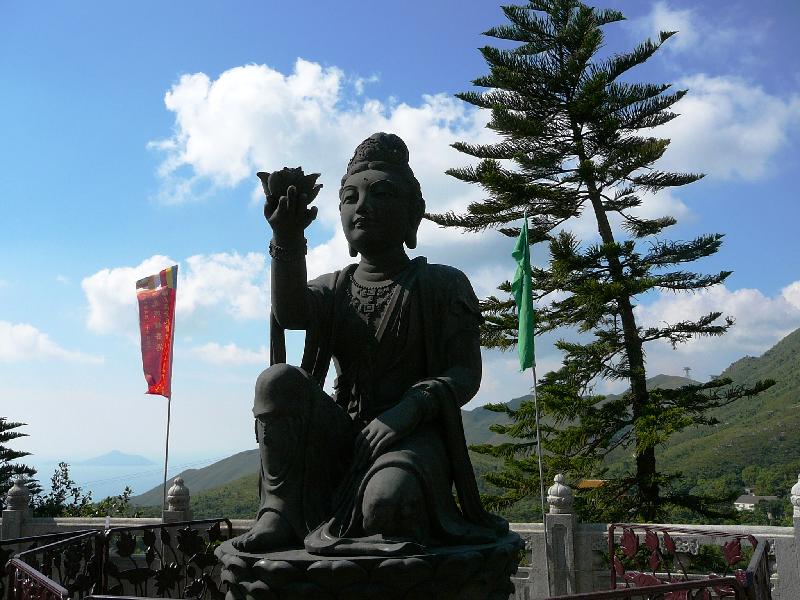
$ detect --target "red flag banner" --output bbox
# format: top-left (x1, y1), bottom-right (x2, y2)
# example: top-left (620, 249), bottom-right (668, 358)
top-left (136, 265), bottom-right (178, 398)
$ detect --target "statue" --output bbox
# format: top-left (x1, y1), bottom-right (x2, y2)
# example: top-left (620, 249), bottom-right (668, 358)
top-left (231, 133), bottom-right (508, 557)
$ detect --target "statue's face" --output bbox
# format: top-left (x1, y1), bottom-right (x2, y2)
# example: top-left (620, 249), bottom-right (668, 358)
top-left (340, 169), bottom-right (411, 255)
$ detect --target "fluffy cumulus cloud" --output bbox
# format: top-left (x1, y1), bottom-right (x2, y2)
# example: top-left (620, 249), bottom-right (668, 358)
top-left (0, 321), bottom-right (102, 364)
top-left (634, 279), bottom-right (800, 379)
top-left (655, 75), bottom-right (800, 181)
top-left (188, 342), bottom-right (268, 365)
top-left (82, 252), bottom-right (268, 338)
top-left (148, 59), bottom-right (504, 271)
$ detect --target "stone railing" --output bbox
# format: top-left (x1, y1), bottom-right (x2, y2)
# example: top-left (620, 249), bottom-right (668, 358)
top-left (4, 474), bottom-right (798, 598)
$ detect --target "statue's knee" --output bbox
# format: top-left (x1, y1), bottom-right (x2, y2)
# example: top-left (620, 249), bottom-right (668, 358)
top-left (362, 467), bottom-right (426, 536)
top-left (253, 364), bottom-right (310, 418)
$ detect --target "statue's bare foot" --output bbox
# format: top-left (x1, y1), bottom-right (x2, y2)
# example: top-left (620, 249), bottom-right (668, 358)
top-left (231, 510), bottom-right (298, 552)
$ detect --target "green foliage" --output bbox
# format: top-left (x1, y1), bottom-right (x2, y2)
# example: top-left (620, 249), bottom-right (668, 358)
top-left (0, 417), bottom-right (39, 509)
top-left (32, 462), bottom-right (139, 518)
top-left (431, 0), bottom-right (773, 522)
top-left (189, 473), bottom-right (260, 519)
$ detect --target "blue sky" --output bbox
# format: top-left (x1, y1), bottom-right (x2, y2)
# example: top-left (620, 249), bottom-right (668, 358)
top-left (2, 1), bottom-right (799, 495)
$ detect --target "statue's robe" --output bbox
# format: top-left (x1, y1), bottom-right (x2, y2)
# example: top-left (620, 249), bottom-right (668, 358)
top-left (267, 257), bottom-right (507, 555)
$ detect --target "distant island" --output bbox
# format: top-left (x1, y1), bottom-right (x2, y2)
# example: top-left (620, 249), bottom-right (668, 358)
top-left (78, 450), bottom-right (156, 466)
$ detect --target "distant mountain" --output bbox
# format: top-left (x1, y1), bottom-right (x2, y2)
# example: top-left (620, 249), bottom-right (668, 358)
top-left (78, 450), bottom-right (155, 466)
top-left (132, 449), bottom-right (259, 506)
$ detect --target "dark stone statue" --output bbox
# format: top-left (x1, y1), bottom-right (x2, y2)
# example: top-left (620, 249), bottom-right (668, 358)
top-left (219, 133), bottom-right (521, 598)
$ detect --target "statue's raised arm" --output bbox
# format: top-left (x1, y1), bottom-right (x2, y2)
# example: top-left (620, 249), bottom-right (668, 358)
top-left (258, 168), bottom-right (321, 330)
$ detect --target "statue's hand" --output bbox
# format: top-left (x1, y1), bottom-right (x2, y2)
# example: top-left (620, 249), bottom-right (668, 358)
top-left (353, 390), bottom-right (426, 469)
top-left (258, 170), bottom-right (321, 244)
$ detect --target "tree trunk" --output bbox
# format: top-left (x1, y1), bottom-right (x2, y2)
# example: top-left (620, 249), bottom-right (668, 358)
top-left (571, 127), bottom-right (658, 520)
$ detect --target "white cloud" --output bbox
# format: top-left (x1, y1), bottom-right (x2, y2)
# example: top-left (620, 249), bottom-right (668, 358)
top-left (640, 2), bottom-right (698, 52)
top-left (631, 2), bottom-right (747, 57)
top-left (55, 275), bottom-right (71, 285)
top-left (635, 280), bottom-right (800, 379)
top-left (149, 59), bottom-right (498, 266)
top-left (188, 342), bottom-right (268, 365)
top-left (353, 74), bottom-right (379, 96)
top-left (82, 252), bottom-right (268, 337)
top-left (655, 75), bottom-right (800, 181)
top-left (0, 321), bottom-right (102, 364)
top-left (181, 252), bottom-right (267, 320)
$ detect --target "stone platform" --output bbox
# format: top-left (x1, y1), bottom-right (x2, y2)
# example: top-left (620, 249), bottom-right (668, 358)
top-left (215, 532), bottom-right (523, 600)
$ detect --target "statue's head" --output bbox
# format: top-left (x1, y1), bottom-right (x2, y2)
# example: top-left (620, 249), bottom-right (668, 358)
top-left (340, 133), bottom-right (425, 256)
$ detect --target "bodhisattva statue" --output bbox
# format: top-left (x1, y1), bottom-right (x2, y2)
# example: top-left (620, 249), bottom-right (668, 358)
top-left (232, 132), bottom-right (507, 557)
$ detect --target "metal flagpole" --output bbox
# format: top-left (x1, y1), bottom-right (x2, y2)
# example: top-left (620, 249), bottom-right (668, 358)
top-left (162, 396), bottom-right (172, 511)
top-left (531, 360), bottom-right (551, 595)
top-left (531, 363), bottom-right (546, 519)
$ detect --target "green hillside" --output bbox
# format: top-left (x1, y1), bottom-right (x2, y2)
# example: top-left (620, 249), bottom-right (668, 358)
top-left (132, 449), bottom-right (259, 506)
top-left (652, 328), bottom-right (800, 495)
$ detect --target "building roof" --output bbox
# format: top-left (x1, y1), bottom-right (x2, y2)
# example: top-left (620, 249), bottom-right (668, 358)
top-left (734, 494), bottom-right (779, 504)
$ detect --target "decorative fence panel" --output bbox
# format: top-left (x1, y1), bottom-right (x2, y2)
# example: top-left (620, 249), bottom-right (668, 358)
top-left (2, 518), bottom-right (231, 600)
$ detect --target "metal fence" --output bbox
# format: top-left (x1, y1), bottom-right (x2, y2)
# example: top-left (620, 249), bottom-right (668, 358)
top-left (3, 518), bottom-right (231, 600)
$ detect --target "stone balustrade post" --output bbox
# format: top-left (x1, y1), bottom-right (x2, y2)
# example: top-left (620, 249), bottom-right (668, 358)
top-left (2, 477), bottom-right (31, 540)
top-left (162, 477), bottom-right (192, 523)
top-left (790, 474), bottom-right (800, 580)
top-left (545, 474), bottom-right (576, 596)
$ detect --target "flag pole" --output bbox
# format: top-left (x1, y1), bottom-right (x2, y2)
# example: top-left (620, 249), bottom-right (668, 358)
top-left (162, 396), bottom-right (172, 511)
top-left (531, 362), bottom-right (547, 520)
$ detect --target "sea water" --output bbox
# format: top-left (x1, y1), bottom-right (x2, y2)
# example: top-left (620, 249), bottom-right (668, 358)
top-left (28, 457), bottom-right (220, 501)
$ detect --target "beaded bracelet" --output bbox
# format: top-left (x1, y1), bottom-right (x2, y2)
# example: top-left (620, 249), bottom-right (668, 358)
top-left (269, 240), bottom-right (307, 262)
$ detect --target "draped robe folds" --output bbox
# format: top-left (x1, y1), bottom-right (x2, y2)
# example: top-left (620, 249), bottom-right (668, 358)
top-left (267, 257), bottom-right (508, 556)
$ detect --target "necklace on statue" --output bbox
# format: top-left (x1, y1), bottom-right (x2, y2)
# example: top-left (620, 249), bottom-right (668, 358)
top-left (348, 276), bottom-right (398, 325)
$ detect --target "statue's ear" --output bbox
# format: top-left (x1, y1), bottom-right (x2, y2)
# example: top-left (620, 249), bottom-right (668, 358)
top-left (405, 216), bottom-right (422, 249)
top-left (348, 244), bottom-right (358, 257)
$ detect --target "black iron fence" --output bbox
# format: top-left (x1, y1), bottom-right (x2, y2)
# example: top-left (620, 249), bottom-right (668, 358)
top-left (2, 518), bottom-right (231, 600)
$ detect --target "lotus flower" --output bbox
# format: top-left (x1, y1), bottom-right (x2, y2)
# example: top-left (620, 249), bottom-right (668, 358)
top-left (256, 167), bottom-right (321, 202)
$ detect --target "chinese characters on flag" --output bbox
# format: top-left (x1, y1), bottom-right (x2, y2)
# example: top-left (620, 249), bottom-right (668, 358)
top-left (136, 266), bottom-right (177, 398)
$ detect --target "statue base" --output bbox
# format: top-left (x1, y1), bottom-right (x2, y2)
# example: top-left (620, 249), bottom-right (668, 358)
top-left (215, 533), bottom-right (523, 600)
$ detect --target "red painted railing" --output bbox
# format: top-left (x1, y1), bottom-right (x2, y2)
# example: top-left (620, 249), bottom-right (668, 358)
top-left (5, 558), bottom-right (69, 600)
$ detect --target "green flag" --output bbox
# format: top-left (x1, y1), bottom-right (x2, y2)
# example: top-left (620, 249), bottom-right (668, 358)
top-left (511, 215), bottom-right (535, 370)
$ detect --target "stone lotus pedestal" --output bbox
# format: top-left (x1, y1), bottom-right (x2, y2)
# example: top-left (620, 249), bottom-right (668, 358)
top-left (215, 532), bottom-right (523, 600)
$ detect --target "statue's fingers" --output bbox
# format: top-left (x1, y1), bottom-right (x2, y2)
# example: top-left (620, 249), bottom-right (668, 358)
top-left (302, 206), bottom-right (318, 229)
top-left (371, 436), bottom-right (389, 460)
top-left (285, 186), bottom-right (299, 216)
top-left (275, 196), bottom-right (289, 217)
top-left (308, 183), bottom-right (323, 203)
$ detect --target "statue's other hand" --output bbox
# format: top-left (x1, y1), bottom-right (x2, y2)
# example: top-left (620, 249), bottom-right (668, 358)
top-left (353, 399), bottom-right (420, 470)
top-left (260, 176), bottom-right (321, 243)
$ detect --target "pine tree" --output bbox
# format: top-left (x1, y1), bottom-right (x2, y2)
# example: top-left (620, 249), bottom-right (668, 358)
top-left (429, 0), bottom-right (774, 521)
top-left (0, 417), bottom-right (39, 510)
